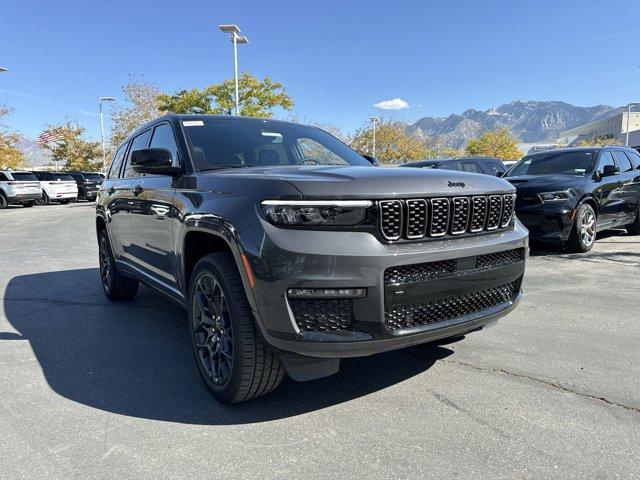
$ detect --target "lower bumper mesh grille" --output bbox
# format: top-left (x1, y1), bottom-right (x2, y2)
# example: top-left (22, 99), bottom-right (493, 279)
top-left (384, 281), bottom-right (519, 331)
top-left (290, 299), bottom-right (354, 331)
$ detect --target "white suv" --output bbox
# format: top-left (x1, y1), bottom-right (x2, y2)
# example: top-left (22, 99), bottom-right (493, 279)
top-left (32, 171), bottom-right (79, 205)
top-left (0, 171), bottom-right (42, 209)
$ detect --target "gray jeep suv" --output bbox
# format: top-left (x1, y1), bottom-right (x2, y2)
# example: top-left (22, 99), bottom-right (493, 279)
top-left (96, 114), bottom-right (528, 403)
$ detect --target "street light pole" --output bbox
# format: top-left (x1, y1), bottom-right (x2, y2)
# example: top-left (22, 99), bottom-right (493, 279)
top-left (625, 103), bottom-right (637, 147)
top-left (370, 117), bottom-right (379, 157)
top-left (218, 24), bottom-right (248, 115)
top-left (98, 96), bottom-right (115, 166)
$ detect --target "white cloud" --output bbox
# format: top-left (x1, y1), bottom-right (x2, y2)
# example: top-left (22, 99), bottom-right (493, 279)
top-left (374, 98), bottom-right (410, 110)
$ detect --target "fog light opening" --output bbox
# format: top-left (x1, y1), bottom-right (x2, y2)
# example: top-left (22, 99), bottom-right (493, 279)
top-left (287, 288), bottom-right (367, 299)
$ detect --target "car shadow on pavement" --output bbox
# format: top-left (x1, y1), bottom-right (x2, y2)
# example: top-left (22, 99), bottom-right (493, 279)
top-left (529, 229), bottom-right (639, 257)
top-left (3, 268), bottom-right (453, 425)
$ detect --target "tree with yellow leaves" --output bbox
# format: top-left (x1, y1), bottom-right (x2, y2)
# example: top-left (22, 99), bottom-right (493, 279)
top-left (465, 128), bottom-right (523, 160)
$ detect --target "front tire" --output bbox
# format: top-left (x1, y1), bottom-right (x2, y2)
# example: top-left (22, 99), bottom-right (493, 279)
top-left (567, 203), bottom-right (597, 252)
top-left (189, 252), bottom-right (284, 403)
top-left (0, 194), bottom-right (7, 209)
top-left (98, 230), bottom-right (138, 300)
top-left (23, 202), bottom-right (35, 208)
top-left (39, 192), bottom-right (50, 205)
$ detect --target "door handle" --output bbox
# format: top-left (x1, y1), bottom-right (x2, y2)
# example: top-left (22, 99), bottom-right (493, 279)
top-left (131, 185), bottom-right (143, 195)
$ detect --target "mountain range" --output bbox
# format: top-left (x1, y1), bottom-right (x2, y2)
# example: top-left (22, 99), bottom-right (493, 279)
top-left (408, 100), bottom-right (617, 149)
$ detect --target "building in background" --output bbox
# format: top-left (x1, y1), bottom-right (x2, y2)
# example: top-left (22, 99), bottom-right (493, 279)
top-left (557, 111), bottom-right (640, 148)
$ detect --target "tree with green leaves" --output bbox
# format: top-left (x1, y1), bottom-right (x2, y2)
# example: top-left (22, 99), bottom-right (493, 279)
top-left (350, 119), bottom-right (429, 163)
top-left (0, 104), bottom-right (24, 170)
top-left (465, 128), bottom-right (523, 160)
top-left (40, 121), bottom-right (102, 171)
top-left (157, 73), bottom-right (293, 117)
top-left (110, 76), bottom-right (162, 148)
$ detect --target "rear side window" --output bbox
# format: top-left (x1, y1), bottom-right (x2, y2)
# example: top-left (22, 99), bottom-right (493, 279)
top-left (0, 173), bottom-right (7, 181)
top-left (149, 124), bottom-right (179, 167)
top-left (10, 173), bottom-right (38, 181)
top-left (108, 143), bottom-right (129, 179)
top-left (613, 151), bottom-right (633, 172)
top-left (123, 130), bottom-right (152, 178)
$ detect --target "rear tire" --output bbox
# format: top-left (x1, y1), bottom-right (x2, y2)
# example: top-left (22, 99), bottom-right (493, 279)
top-left (189, 252), bottom-right (284, 403)
top-left (98, 230), bottom-right (139, 301)
top-left (60, 199), bottom-right (70, 204)
top-left (567, 203), bottom-right (597, 253)
top-left (626, 205), bottom-right (640, 235)
top-left (23, 202), bottom-right (35, 208)
top-left (0, 194), bottom-right (7, 209)
top-left (39, 192), bottom-right (50, 205)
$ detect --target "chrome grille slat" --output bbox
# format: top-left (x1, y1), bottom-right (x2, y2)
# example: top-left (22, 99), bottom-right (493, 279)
top-left (405, 199), bottom-right (428, 239)
top-left (450, 197), bottom-right (470, 235)
top-left (377, 194), bottom-right (514, 242)
top-left (429, 198), bottom-right (450, 237)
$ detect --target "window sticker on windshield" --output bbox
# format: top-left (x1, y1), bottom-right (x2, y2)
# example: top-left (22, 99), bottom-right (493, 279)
top-left (182, 120), bottom-right (204, 127)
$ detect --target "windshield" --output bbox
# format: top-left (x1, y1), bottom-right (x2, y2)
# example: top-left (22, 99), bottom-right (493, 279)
top-left (506, 151), bottom-right (596, 177)
top-left (182, 118), bottom-right (371, 171)
top-left (52, 173), bottom-right (74, 181)
top-left (11, 173), bottom-right (38, 181)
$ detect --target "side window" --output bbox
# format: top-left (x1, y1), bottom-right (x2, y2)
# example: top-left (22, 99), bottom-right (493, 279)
top-left (149, 123), bottom-right (180, 167)
top-left (481, 161), bottom-right (504, 176)
top-left (612, 151), bottom-right (633, 172)
top-left (597, 151), bottom-right (616, 173)
top-left (123, 130), bottom-right (152, 178)
top-left (624, 150), bottom-right (640, 168)
top-left (439, 162), bottom-right (460, 171)
top-left (460, 161), bottom-right (484, 173)
top-left (107, 143), bottom-right (129, 179)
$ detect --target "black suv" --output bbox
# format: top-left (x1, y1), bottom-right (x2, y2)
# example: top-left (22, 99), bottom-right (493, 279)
top-left (399, 157), bottom-right (508, 176)
top-left (96, 114), bottom-right (528, 403)
top-left (504, 146), bottom-right (640, 252)
top-left (67, 171), bottom-right (102, 201)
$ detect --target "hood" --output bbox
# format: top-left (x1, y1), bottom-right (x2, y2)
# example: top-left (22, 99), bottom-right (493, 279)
top-left (504, 174), bottom-right (586, 193)
top-left (211, 165), bottom-right (514, 199)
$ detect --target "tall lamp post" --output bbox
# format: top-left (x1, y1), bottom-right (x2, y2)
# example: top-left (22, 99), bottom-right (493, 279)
top-left (99, 96), bottom-right (115, 165)
top-left (370, 116), bottom-right (379, 157)
top-left (625, 102), bottom-right (639, 147)
top-left (218, 24), bottom-right (249, 115)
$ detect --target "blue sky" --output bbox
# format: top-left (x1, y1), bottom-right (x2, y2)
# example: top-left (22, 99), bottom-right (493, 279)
top-left (2, 0), bottom-right (640, 140)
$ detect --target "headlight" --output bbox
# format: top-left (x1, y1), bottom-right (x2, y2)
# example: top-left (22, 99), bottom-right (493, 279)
top-left (538, 191), bottom-right (571, 202)
top-left (261, 200), bottom-right (372, 226)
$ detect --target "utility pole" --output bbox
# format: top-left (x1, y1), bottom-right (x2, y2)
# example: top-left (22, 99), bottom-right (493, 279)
top-left (370, 116), bottom-right (379, 157)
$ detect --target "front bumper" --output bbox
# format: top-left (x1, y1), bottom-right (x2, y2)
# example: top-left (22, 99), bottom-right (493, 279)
top-left (242, 219), bottom-right (529, 359)
top-left (515, 201), bottom-right (576, 243)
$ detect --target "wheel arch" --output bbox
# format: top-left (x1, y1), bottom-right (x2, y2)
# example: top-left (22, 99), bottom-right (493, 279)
top-left (578, 195), bottom-right (598, 216)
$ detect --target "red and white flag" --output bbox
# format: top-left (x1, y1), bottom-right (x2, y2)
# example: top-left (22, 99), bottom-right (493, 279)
top-left (37, 129), bottom-right (63, 148)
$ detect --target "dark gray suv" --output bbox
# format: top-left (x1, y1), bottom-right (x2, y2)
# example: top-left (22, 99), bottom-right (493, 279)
top-left (96, 114), bottom-right (529, 403)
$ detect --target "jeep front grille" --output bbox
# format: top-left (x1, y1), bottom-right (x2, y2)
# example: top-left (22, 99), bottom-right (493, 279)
top-left (378, 194), bottom-right (515, 242)
top-left (384, 281), bottom-right (519, 331)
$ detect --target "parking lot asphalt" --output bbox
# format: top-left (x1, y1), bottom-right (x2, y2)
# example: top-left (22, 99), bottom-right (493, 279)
top-left (1, 203), bottom-right (639, 479)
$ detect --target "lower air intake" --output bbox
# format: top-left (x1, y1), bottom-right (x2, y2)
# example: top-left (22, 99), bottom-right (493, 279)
top-left (290, 299), bottom-right (354, 331)
top-left (384, 281), bottom-right (519, 331)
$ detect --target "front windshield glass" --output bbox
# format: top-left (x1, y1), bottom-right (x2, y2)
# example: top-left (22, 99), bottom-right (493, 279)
top-left (506, 151), bottom-right (596, 177)
top-left (182, 118), bottom-right (371, 171)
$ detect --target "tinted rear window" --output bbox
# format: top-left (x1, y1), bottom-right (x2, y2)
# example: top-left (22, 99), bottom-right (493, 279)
top-left (52, 173), bottom-right (74, 181)
top-left (10, 173), bottom-right (38, 181)
top-left (83, 173), bottom-right (103, 181)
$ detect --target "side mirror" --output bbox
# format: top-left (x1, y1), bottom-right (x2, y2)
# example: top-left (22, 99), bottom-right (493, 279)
top-left (362, 154), bottom-right (380, 166)
top-left (131, 148), bottom-right (182, 175)
top-left (602, 164), bottom-right (620, 177)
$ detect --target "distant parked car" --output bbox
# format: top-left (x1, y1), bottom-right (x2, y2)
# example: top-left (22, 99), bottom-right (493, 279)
top-left (399, 157), bottom-right (508, 176)
top-left (66, 171), bottom-right (102, 201)
top-left (0, 171), bottom-right (42, 209)
top-left (32, 171), bottom-right (78, 205)
top-left (504, 146), bottom-right (640, 252)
